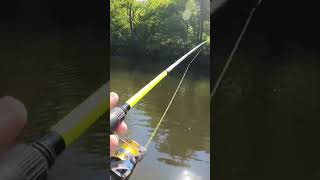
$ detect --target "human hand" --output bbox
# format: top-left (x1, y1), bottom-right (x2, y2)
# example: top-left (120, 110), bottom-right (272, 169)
top-left (0, 96), bottom-right (27, 154)
top-left (110, 92), bottom-right (127, 156)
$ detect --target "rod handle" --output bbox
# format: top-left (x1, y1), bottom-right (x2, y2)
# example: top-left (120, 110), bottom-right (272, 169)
top-left (110, 104), bottom-right (130, 133)
top-left (0, 144), bottom-right (49, 180)
top-left (0, 131), bottom-right (64, 180)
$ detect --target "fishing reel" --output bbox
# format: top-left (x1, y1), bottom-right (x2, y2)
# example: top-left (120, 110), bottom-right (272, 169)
top-left (110, 138), bottom-right (146, 180)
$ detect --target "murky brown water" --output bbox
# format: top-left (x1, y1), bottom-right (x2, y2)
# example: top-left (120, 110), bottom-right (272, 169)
top-left (111, 56), bottom-right (210, 180)
top-left (213, 1), bottom-right (320, 179)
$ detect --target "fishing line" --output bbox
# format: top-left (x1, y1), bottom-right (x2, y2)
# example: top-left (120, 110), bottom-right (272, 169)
top-left (211, 0), bottom-right (264, 100)
top-left (145, 50), bottom-right (202, 148)
top-left (110, 42), bottom-right (206, 179)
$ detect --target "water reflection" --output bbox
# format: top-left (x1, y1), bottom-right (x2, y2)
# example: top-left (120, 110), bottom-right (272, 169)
top-left (111, 56), bottom-right (210, 180)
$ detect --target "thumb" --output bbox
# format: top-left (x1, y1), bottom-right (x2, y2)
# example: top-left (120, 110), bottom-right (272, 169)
top-left (110, 92), bottom-right (119, 109)
top-left (0, 96), bottom-right (27, 153)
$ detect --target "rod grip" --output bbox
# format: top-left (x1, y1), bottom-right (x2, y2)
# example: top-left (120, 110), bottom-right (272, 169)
top-left (0, 131), bottom-right (65, 180)
top-left (110, 106), bottom-right (126, 133)
top-left (0, 144), bottom-right (49, 180)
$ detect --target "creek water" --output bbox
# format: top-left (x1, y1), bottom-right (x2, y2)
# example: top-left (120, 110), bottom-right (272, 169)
top-left (213, 1), bottom-right (320, 179)
top-left (111, 56), bottom-right (210, 180)
top-left (0, 58), bottom-right (107, 180)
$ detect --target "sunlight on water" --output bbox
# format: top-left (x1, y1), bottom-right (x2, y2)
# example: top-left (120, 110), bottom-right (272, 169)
top-left (177, 170), bottom-right (202, 180)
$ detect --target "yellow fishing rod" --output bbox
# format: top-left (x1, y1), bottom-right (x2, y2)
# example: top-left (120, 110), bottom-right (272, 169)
top-left (110, 41), bottom-right (207, 180)
top-left (0, 83), bottom-right (108, 180)
top-left (110, 41), bottom-right (207, 132)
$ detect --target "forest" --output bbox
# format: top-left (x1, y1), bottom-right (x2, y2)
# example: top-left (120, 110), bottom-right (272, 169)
top-left (110, 0), bottom-right (210, 59)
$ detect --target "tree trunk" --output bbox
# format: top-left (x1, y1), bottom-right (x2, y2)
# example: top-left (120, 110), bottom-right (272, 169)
top-left (185, 21), bottom-right (189, 45)
top-left (200, 0), bottom-right (204, 42)
top-left (200, 17), bottom-right (203, 42)
top-left (198, 0), bottom-right (204, 42)
top-left (132, 8), bottom-right (136, 40)
top-left (127, 2), bottom-right (134, 39)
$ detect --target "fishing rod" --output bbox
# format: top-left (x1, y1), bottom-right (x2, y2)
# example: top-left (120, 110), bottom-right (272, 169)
top-left (0, 83), bottom-right (108, 180)
top-left (110, 41), bottom-right (207, 180)
top-left (110, 41), bottom-right (207, 132)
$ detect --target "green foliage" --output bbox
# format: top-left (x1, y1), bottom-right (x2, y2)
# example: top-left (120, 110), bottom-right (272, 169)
top-left (110, 0), bottom-right (210, 57)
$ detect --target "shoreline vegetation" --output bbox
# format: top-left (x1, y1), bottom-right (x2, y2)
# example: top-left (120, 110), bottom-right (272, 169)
top-left (110, 0), bottom-right (210, 60)
top-left (111, 55), bottom-right (210, 77)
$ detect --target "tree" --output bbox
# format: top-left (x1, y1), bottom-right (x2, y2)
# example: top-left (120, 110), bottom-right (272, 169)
top-left (110, 0), bottom-right (210, 56)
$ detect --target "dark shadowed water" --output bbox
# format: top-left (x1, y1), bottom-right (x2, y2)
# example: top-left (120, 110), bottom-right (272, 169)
top-left (111, 56), bottom-right (210, 180)
top-left (0, 0), bottom-right (104, 179)
top-left (213, 1), bottom-right (320, 179)
top-left (0, 58), bottom-right (107, 180)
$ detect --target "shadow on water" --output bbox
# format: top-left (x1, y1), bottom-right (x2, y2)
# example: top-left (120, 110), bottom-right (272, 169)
top-left (0, 0), bottom-right (106, 179)
top-left (213, 0), bottom-right (320, 180)
top-left (111, 56), bottom-right (210, 180)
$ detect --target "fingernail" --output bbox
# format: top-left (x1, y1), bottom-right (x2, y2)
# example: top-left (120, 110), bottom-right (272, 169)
top-left (110, 92), bottom-right (118, 101)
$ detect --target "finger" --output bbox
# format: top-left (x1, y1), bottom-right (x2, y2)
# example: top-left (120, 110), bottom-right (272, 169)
top-left (110, 92), bottom-right (119, 109)
top-left (110, 135), bottom-right (119, 156)
top-left (115, 121), bottom-right (127, 134)
top-left (0, 96), bottom-right (27, 152)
